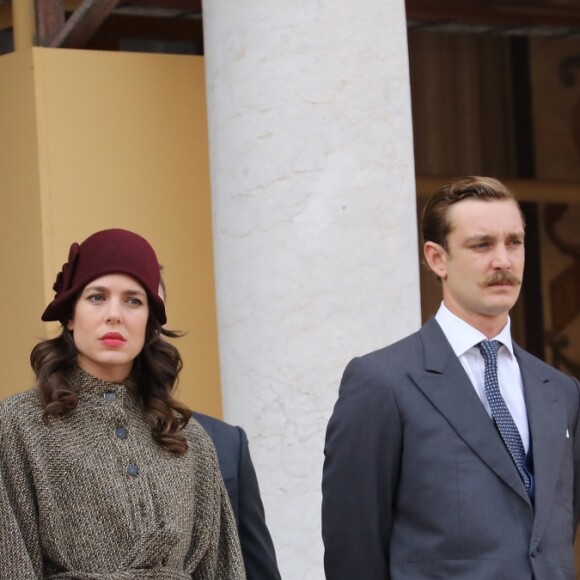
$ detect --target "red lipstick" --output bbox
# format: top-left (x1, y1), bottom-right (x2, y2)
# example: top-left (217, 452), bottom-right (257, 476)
top-left (100, 332), bottom-right (126, 347)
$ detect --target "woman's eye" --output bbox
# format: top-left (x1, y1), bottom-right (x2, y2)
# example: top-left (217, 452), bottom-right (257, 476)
top-left (127, 297), bottom-right (143, 306)
top-left (88, 294), bottom-right (105, 302)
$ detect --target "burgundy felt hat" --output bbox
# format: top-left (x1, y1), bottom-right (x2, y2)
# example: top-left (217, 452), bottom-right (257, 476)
top-left (41, 228), bottom-right (166, 324)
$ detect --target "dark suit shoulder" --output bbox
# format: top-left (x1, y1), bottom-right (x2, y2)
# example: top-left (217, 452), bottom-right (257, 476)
top-left (360, 328), bottom-right (423, 362)
top-left (353, 324), bottom-right (420, 359)
top-left (192, 412), bottom-right (243, 446)
top-left (342, 325), bottom-right (428, 383)
top-left (514, 345), bottom-right (579, 384)
top-left (191, 412), bottom-right (243, 480)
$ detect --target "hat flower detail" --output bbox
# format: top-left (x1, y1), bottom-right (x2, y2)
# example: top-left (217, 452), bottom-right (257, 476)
top-left (52, 243), bottom-right (81, 295)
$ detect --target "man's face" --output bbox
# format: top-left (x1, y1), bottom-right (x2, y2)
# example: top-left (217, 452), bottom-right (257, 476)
top-left (426, 198), bottom-right (525, 330)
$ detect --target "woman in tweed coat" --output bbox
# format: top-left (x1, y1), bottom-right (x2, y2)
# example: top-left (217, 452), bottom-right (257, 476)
top-left (0, 228), bottom-right (246, 580)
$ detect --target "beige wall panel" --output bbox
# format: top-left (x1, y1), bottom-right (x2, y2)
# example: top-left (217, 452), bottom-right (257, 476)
top-left (1, 48), bottom-right (221, 416)
top-left (34, 48), bottom-right (221, 416)
top-left (0, 50), bottom-right (46, 398)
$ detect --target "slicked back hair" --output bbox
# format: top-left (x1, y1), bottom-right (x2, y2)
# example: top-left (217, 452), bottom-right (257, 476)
top-left (421, 176), bottom-right (523, 252)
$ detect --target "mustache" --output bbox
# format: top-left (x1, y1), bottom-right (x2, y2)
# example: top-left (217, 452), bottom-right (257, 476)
top-left (478, 271), bottom-right (521, 288)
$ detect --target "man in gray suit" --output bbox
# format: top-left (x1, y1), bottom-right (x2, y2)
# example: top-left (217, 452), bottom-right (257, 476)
top-left (322, 176), bottom-right (580, 579)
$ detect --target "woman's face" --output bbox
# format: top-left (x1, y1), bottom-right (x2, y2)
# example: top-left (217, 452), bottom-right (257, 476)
top-left (67, 273), bottom-right (149, 383)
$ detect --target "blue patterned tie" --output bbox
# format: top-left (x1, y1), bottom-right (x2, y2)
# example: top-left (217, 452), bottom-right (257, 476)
top-left (478, 340), bottom-right (531, 493)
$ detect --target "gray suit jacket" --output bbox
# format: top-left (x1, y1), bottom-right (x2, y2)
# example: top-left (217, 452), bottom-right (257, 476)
top-left (192, 412), bottom-right (281, 580)
top-left (322, 318), bottom-right (580, 580)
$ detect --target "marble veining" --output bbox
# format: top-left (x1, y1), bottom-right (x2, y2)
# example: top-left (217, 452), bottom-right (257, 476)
top-left (203, 1), bottom-right (418, 578)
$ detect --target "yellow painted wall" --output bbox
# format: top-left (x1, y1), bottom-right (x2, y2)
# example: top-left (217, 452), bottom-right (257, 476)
top-left (0, 50), bottom-right (46, 394)
top-left (0, 47), bottom-right (222, 417)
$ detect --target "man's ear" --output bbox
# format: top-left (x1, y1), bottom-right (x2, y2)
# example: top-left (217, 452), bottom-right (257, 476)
top-left (423, 241), bottom-right (448, 280)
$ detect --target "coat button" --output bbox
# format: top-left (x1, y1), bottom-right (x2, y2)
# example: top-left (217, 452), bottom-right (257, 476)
top-left (127, 464), bottom-right (139, 476)
top-left (115, 427), bottom-right (128, 439)
top-left (104, 391), bottom-right (116, 402)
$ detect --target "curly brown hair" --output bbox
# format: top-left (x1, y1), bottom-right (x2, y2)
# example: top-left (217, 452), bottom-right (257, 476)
top-left (30, 311), bottom-right (192, 455)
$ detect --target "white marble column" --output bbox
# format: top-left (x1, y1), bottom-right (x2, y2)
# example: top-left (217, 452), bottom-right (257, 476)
top-left (203, 2), bottom-right (420, 578)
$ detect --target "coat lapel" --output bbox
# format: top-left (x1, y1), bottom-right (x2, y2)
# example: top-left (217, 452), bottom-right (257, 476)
top-left (515, 345), bottom-right (567, 546)
top-left (409, 318), bottom-right (531, 505)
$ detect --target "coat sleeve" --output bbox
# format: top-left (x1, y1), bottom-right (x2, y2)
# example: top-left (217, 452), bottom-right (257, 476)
top-left (190, 472), bottom-right (247, 580)
top-left (0, 417), bottom-right (43, 579)
top-left (322, 355), bottom-right (403, 580)
top-left (235, 427), bottom-right (281, 580)
top-left (187, 427), bottom-right (247, 580)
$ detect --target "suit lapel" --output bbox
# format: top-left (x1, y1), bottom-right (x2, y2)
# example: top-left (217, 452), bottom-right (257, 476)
top-left (409, 319), bottom-right (530, 505)
top-left (516, 345), bottom-right (567, 546)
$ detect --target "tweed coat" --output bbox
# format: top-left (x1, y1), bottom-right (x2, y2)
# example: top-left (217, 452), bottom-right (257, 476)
top-left (0, 367), bottom-right (246, 580)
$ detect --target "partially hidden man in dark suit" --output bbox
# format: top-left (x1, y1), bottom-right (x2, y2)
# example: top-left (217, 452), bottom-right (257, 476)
top-left (322, 176), bottom-right (580, 580)
top-left (193, 412), bottom-right (281, 580)
top-left (158, 275), bottom-right (280, 579)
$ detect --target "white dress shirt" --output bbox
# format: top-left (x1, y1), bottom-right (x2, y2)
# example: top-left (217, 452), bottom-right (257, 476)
top-left (435, 302), bottom-right (530, 453)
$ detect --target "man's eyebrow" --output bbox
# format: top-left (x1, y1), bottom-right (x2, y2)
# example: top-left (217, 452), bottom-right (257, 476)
top-left (464, 234), bottom-right (494, 243)
top-left (463, 232), bottom-right (525, 244)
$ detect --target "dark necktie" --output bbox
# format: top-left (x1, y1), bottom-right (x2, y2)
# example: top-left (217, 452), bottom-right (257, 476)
top-left (478, 340), bottom-right (531, 493)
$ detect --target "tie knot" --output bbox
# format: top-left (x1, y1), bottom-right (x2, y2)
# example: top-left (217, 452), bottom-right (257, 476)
top-left (478, 340), bottom-right (501, 363)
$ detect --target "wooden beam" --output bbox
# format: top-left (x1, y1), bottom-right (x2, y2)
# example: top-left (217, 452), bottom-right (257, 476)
top-left (35, 0), bottom-right (65, 46)
top-left (0, 3), bottom-right (10, 31)
top-left (86, 13), bottom-right (203, 51)
top-left (49, 0), bottom-right (121, 48)
top-left (118, 0), bottom-right (201, 11)
top-left (407, 0), bottom-right (580, 31)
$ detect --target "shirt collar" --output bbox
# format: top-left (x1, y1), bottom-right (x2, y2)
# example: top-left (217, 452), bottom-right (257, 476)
top-left (435, 302), bottom-right (515, 358)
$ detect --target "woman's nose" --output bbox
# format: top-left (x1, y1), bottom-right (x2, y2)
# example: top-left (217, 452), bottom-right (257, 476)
top-left (105, 300), bottom-right (122, 323)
